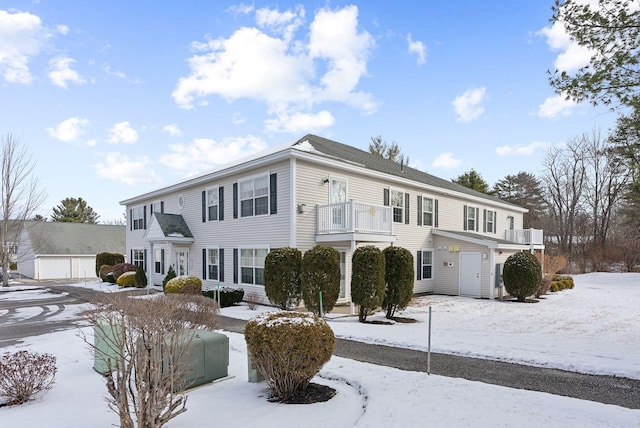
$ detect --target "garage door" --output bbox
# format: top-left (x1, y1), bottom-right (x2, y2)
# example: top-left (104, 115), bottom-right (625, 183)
top-left (38, 258), bottom-right (71, 280)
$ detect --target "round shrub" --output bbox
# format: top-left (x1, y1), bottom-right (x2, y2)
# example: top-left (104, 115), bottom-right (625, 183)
top-left (301, 245), bottom-right (341, 315)
top-left (112, 263), bottom-right (137, 281)
top-left (99, 264), bottom-right (113, 282)
top-left (351, 246), bottom-right (385, 322)
top-left (244, 311), bottom-right (334, 402)
top-left (382, 246), bottom-right (414, 318)
top-left (264, 247), bottom-right (302, 310)
top-left (503, 251), bottom-right (542, 302)
top-left (164, 275), bottom-right (202, 294)
top-left (116, 271), bottom-right (136, 288)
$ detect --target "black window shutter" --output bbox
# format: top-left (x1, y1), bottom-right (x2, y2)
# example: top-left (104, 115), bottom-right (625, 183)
top-left (130, 249), bottom-right (133, 264)
top-left (161, 201), bottom-right (164, 213)
top-left (202, 190), bottom-right (206, 222)
top-left (219, 186), bottom-right (224, 221)
top-left (475, 207), bottom-right (480, 231)
top-left (129, 209), bottom-right (132, 231)
top-left (494, 211), bottom-right (497, 234)
top-left (434, 199), bottom-right (439, 228)
top-left (202, 248), bottom-right (207, 280)
top-left (417, 251), bottom-right (422, 280)
top-left (144, 249), bottom-right (147, 271)
top-left (483, 209), bottom-right (487, 233)
top-left (150, 204), bottom-right (153, 215)
top-left (417, 195), bottom-right (422, 226)
top-left (143, 206), bottom-right (147, 229)
top-left (233, 183), bottom-right (238, 219)
top-left (219, 249), bottom-right (225, 282)
top-left (233, 249), bottom-right (238, 283)
top-left (405, 193), bottom-right (410, 224)
top-left (270, 173), bottom-right (277, 214)
top-left (161, 249), bottom-right (165, 274)
top-left (463, 205), bottom-right (468, 230)
top-left (383, 188), bottom-right (390, 206)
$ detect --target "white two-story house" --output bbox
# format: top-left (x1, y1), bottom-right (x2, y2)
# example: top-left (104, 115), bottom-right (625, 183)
top-left (120, 134), bottom-right (544, 304)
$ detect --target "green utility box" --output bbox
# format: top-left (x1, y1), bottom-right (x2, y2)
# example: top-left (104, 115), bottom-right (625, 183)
top-left (93, 318), bottom-right (123, 375)
top-left (181, 330), bottom-right (229, 390)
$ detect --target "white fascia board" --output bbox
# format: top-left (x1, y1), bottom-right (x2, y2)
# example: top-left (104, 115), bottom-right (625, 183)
top-left (290, 150), bottom-right (527, 213)
top-left (120, 142), bottom-right (296, 206)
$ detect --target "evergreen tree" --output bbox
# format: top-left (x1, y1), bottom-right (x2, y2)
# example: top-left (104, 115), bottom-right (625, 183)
top-left (493, 172), bottom-right (546, 228)
top-left (369, 135), bottom-right (408, 165)
top-left (452, 169), bottom-right (492, 194)
top-left (51, 197), bottom-right (100, 223)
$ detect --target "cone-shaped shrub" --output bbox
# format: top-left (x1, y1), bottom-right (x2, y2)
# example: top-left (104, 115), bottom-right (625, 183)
top-left (351, 246), bottom-right (385, 322)
top-left (503, 251), bottom-right (542, 302)
top-left (301, 245), bottom-right (340, 315)
top-left (382, 246), bottom-right (414, 319)
top-left (244, 311), bottom-right (334, 402)
top-left (264, 247), bottom-right (302, 310)
top-left (134, 266), bottom-right (148, 288)
top-left (162, 265), bottom-right (177, 290)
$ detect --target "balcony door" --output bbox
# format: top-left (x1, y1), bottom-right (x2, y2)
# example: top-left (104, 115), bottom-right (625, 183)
top-left (330, 178), bottom-right (347, 230)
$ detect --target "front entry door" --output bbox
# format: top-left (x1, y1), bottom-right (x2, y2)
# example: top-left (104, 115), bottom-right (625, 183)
top-left (175, 250), bottom-right (189, 276)
top-left (459, 252), bottom-right (481, 297)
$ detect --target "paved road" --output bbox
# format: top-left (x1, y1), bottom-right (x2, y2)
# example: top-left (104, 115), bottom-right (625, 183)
top-left (3, 285), bottom-right (639, 410)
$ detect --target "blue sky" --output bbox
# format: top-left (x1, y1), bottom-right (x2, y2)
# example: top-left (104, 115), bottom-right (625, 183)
top-left (0, 1), bottom-right (616, 222)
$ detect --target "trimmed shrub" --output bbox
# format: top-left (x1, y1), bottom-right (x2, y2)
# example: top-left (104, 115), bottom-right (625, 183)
top-left (99, 264), bottom-right (113, 282)
top-left (134, 266), bottom-right (147, 288)
top-left (301, 245), bottom-right (341, 315)
top-left (165, 275), bottom-right (202, 294)
top-left (112, 263), bottom-right (137, 281)
top-left (162, 265), bottom-right (177, 291)
top-left (105, 273), bottom-right (116, 284)
top-left (244, 311), bottom-right (334, 402)
top-left (351, 246), bottom-right (385, 322)
top-left (550, 275), bottom-right (574, 291)
top-left (382, 246), bottom-right (414, 319)
top-left (116, 271), bottom-right (136, 288)
top-left (503, 251), bottom-right (542, 302)
top-left (0, 350), bottom-right (57, 406)
top-left (202, 287), bottom-right (245, 307)
top-left (264, 247), bottom-right (302, 310)
top-left (95, 252), bottom-right (125, 277)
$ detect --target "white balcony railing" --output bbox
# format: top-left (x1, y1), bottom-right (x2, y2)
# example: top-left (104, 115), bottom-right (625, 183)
top-left (504, 229), bottom-right (544, 245)
top-left (317, 201), bottom-right (393, 235)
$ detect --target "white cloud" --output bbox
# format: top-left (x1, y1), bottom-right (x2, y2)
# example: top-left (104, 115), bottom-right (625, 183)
top-left (496, 141), bottom-right (549, 156)
top-left (48, 57), bottom-right (85, 88)
top-left (452, 87), bottom-right (487, 123)
top-left (56, 24), bottom-right (69, 35)
top-left (232, 112), bottom-right (246, 125)
top-left (406, 33), bottom-right (426, 65)
top-left (226, 3), bottom-right (254, 15)
top-left (0, 10), bottom-right (51, 84)
top-left (537, 94), bottom-right (577, 119)
top-left (108, 122), bottom-right (138, 144)
top-left (172, 5), bottom-right (376, 132)
top-left (102, 64), bottom-right (127, 79)
top-left (47, 117), bottom-right (89, 142)
top-left (94, 152), bottom-right (161, 186)
top-left (158, 135), bottom-right (267, 172)
top-left (432, 152), bottom-right (462, 169)
top-left (264, 110), bottom-right (335, 133)
top-left (538, 22), bottom-right (591, 72)
top-left (162, 124), bottom-right (181, 137)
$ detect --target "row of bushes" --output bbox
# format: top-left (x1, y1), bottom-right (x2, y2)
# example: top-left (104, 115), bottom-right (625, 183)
top-left (264, 245), bottom-right (414, 321)
top-left (550, 275), bottom-right (575, 292)
top-left (99, 262), bottom-right (147, 288)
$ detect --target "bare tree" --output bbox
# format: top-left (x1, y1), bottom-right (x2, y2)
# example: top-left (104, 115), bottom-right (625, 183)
top-left (0, 134), bottom-right (46, 286)
top-left (542, 139), bottom-right (587, 257)
top-left (82, 293), bottom-right (219, 428)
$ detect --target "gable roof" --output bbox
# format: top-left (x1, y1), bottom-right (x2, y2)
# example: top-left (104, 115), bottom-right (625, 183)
top-left (24, 222), bottom-right (125, 255)
top-left (151, 213), bottom-right (194, 239)
top-left (121, 134), bottom-right (523, 211)
top-left (293, 134), bottom-right (519, 208)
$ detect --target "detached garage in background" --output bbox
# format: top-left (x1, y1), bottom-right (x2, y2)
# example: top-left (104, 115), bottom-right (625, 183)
top-left (16, 221), bottom-right (125, 280)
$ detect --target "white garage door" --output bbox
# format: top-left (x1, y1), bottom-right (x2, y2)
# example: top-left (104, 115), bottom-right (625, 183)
top-left (38, 257), bottom-right (72, 280)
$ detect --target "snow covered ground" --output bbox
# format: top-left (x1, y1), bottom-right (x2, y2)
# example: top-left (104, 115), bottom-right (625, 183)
top-left (1, 273), bottom-right (639, 427)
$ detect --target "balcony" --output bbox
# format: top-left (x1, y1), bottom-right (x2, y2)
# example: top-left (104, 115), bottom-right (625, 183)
top-left (504, 229), bottom-right (544, 246)
top-left (316, 201), bottom-right (395, 242)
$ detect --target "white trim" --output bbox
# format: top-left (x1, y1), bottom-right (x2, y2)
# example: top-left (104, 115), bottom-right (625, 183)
top-left (290, 158), bottom-right (297, 248)
top-left (432, 229), bottom-right (530, 250)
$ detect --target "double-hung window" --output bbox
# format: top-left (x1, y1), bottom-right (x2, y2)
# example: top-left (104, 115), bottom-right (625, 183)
top-left (485, 210), bottom-right (495, 233)
top-left (391, 190), bottom-right (404, 223)
top-left (133, 249), bottom-right (145, 269)
top-left (207, 187), bottom-right (219, 221)
top-left (465, 205), bottom-right (478, 231)
top-left (207, 248), bottom-right (219, 281)
top-left (421, 250), bottom-right (433, 279)
top-left (240, 175), bottom-right (269, 217)
top-left (422, 197), bottom-right (434, 226)
top-left (240, 248), bottom-right (268, 285)
top-left (132, 206), bottom-right (144, 230)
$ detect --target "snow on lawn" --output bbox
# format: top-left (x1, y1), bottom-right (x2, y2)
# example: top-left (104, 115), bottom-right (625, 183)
top-left (1, 327), bottom-right (638, 428)
top-left (222, 273), bottom-right (640, 379)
